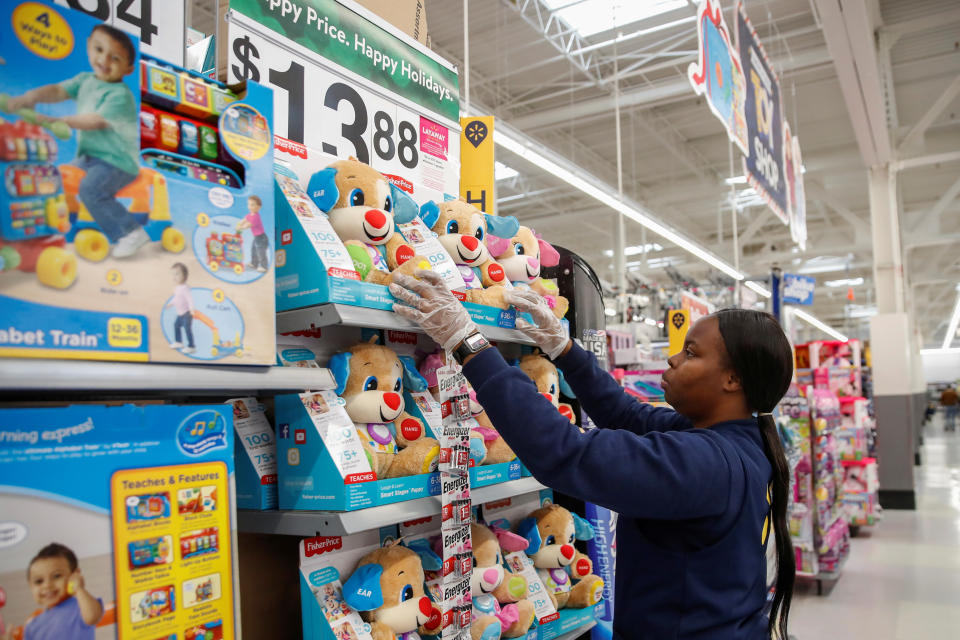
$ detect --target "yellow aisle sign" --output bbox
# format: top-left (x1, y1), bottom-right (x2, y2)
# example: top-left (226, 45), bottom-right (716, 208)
top-left (668, 309), bottom-right (690, 356)
top-left (460, 116), bottom-right (495, 214)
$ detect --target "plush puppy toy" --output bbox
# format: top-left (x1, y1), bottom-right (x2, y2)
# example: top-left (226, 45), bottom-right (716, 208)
top-left (471, 523), bottom-right (537, 639)
top-left (517, 353), bottom-right (577, 424)
top-left (418, 199), bottom-right (520, 309)
top-left (343, 542), bottom-right (443, 640)
top-left (309, 158), bottom-right (430, 285)
top-left (516, 505), bottom-right (604, 610)
top-left (487, 226), bottom-right (569, 318)
top-left (329, 338), bottom-right (440, 478)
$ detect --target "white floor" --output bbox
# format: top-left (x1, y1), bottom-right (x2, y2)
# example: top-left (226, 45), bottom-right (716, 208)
top-left (789, 413), bottom-right (960, 639)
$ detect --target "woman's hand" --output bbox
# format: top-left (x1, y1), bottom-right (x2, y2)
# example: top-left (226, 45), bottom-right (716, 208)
top-left (505, 288), bottom-right (571, 359)
top-left (390, 271), bottom-right (478, 351)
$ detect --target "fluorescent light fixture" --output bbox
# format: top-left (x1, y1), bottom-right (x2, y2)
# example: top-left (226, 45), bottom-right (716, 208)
top-left (942, 290), bottom-right (960, 349)
top-left (542, 0), bottom-right (688, 37)
top-left (797, 262), bottom-right (850, 275)
top-left (644, 318), bottom-right (658, 327)
top-left (846, 306), bottom-right (877, 319)
top-left (492, 126), bottom-right (745, 280)
top-left (495, 161), bottom-right (518, 181)
top-left (603, 243), bottom-right (663, 257)
top-left (744, 280), bottom-right (772, 298)
top-left (825, 277), bottom-right (864, 287)
top-left (921, 347), bottom-right (960, 355)
top-left (790, 308), bottom-right (848, 341)
top-left (604, 308), bottom-right (617, 317)
top-left (724, 175), bottom-right (748, 185)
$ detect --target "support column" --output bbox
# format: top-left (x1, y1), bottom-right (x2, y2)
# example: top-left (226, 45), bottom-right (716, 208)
top-left (868, 165), bottom-right (916, 509)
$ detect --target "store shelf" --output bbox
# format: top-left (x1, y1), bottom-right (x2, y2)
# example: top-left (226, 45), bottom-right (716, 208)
top-left (238, 477), bottom-right (547, 536)
top-left (277, 303), bottom-right (536, 345)
top-left (0, 358), bottom-right (335, 396)
top-left (554, 621), bottom-right (597, 640)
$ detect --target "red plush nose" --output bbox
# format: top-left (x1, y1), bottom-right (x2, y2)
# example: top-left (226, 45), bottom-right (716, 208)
top-left (383, 392), bottom-right (402, 411)
top-left (461, 235), bottom-right (479, 251)
top-left (560, 544), bottom-right (575, 560)
top-left (419, 596), bottom-right (433, 616)
top-left (365, 209), bottom-right (387, 228)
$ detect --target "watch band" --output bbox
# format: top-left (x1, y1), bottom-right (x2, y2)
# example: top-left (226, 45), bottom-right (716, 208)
top-left (452, 331), bottom-right (489, 365)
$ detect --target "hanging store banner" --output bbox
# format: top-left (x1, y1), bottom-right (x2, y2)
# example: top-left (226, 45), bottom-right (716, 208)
top-left (681, 290), bottom-right (715, 324)
top-left (54, 0), bottom-right (186, 64)
top-left (460, 116), bottom-right (495, 214)
top-left (782, 273), bottom-right (815, 306)
top-left (228, 0), bottom-right (461, 198)
top-left (687, 0), bottom-right (749, 154)
top-left (789, 133), bottom-right (807, 250)
top-left (737, 1), bottom-right (788, 225)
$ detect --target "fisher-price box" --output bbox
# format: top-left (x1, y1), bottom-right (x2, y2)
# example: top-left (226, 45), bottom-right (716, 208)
top-left (231, 397), bottom-right (278, 510)
top-left (0, 403), bottom-right (236, 640)
top-left (0, 2), bottom-right (275, 364)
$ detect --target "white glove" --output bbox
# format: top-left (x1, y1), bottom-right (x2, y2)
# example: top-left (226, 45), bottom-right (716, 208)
top-left (390, 271), bottom-right (478, 352)
top-left (505, 288), bottom-right (571, 360)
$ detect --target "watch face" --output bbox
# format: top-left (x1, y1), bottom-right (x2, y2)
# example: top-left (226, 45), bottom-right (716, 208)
top-left (465, 333), bottom-right (488, 350)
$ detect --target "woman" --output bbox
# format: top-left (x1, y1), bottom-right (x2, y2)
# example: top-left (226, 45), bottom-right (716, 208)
top-left (390, 271), bottom-right (795, 640)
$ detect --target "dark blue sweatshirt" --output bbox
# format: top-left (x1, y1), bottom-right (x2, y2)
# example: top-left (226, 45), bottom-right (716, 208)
top-left (465, 342), bottom-right (772, 639)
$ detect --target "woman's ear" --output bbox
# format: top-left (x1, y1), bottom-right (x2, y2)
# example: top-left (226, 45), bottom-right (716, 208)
top-left (722, 369), bottom-right (742, 393)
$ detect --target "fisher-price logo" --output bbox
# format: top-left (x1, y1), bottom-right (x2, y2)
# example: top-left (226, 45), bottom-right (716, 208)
top-left (383, 174), bottom-right (414, 194)
top-left (176, 410), bottom-right (228, 456)
top-left (304, 536), bottom-right (343, 557)
top-left (387, 330), bottom-right (418, 345)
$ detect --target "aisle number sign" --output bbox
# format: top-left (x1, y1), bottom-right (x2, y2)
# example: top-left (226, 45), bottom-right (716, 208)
top-left (54, 0), bottom-right (185, 64)
top-left (460, 116), bottom-right (495, 214)
top-left (668, 309), bottom-right (689, 357)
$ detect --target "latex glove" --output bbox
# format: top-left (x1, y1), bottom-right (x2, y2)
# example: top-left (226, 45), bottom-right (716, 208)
top-left (390, 270), bottom-right (478, 351)
top-left (505, 288), bottom-right (570, 359)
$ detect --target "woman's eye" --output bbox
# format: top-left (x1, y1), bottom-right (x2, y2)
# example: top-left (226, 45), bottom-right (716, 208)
top-left (363, 376), bottom-right (378, 391)
top-left (393, 378), bottom-right (402, 392)
top-left (350, 189), bottom-right (364, 206)
top-left (515, 244), bottom-right (525, 255)
top-left (400, 585), bottom-right (414, 602)
top-left (384, 195), bottom-right (392, 212)
top-left (446, 220), bottom-right (459, 234)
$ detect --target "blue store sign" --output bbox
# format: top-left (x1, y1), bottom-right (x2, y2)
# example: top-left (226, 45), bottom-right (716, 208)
top-left (782, 273), bottom-right (815, 305)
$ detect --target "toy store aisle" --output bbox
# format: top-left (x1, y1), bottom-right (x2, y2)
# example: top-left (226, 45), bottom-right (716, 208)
top-left (790, 413), bottom-right (960, 640)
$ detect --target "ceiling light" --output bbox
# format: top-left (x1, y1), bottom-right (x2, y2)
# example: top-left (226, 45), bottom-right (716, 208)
top-left (942, 290), bottom-right (960, 349)
top-left (724, 175), bottom-right (748, 185)
top-left (921, 347), bottom-right (960, 355)
top-left (602, 243), bottom-right (664, 257)
top-left (744, 281), bottom-right (772, 298)
top-left (495, 161), bottom-right (518, 181)
top-left (542, 0), bottom-right (688, 37)
top-left (825, 277), bottom-right (864, 288)
top-left (605, 308), bottom-right (617, 317)
top-left (492, 125), bottom-right (745, 280)
top-left (790, 308), bottom-right (848, 341)
top-left (846, 305), bottom-right (876, 319)
top-left (644, 318), bottom-right (658, 326)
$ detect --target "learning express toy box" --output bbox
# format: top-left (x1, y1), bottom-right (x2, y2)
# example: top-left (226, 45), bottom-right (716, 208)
top-left (0, 1), bottom-right (275, 364)
top-left (0, 404), bottom-right (236, 640)
top-left (275, 389), bottom-right (441, 511)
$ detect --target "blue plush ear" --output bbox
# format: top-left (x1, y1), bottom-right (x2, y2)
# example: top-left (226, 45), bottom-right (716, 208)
top-left (516, 517), bottom-right (542, 555)
top-left (558, 369), bottom-right (576, 399)
top-left (571, 512), bottom-right (594, 541)
top-left (419, 201), bottom-right (441, 230)
top-left (405, 538), bottom-right (443, 571)
top-left (307, 167), bottom-right (339, 212)
top-left (342, 564), bottom-right (384, 611)
top-left (391, 184), bottom-right (419, 224)
top-left (399, 355), bottom-right (429, 392)
top-left (328, 352), bottom-right (352, 396)
top-left (485, 214), bottom-right (519, 240)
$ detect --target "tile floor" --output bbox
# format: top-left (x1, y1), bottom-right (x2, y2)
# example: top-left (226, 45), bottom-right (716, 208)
top-left (789, 412), bottom-right (960, 639)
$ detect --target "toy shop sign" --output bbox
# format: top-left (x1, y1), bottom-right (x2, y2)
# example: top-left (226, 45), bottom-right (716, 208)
top-left (782, 273), bottom-right (815, 306)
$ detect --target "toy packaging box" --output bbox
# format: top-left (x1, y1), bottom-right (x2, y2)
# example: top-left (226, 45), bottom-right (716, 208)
top-left (0, 1), bottom-right (276, 364)
top-left (230, 397), bottom-right (278, 510)
top-left (0, 403), bottom-right (236, 639)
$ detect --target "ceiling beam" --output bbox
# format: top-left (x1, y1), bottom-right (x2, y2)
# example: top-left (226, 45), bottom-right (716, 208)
top-left (909, 175), bottom-right (960, 233)
top-left (892, 150), bottom-right (960, 172)
top-left (898, 74), bottom-right (960, 153)
top-left (878, 7), bottom-right (960, 40)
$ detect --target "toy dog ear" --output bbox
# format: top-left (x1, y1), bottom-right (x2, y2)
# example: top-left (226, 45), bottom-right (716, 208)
top-left (571, 512), bottom-right (595, 541)
top-left (537, 237), bottom-right (561, 268)
top-left (307, 167), bottom-right (339, 212)
top-left (558, 369), bottom-right (576, 399)
top-left (486, 234), bottom-right (511, 258)
top-left (342, 563), bottom-right (384, 611)
top-left (516, 517), bottom-right (542, 555)
top-left (405, 538), bottom-right (443, 571)
top-left (399, 355), bottom-right (429, 392)
top-left (419, 201), bottom-right (441, 229)
top-left (485, 214), bottom-right (519, 240)
top-left (494, 528), bottom-right (531, 553)
top-left (328, 352), bottom-right (352, 396)
top-left (391, 184), bottom-right (419, 224)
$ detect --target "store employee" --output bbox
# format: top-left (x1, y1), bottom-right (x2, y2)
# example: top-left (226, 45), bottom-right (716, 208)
top-left (390, 271), bottom-right (795, 640)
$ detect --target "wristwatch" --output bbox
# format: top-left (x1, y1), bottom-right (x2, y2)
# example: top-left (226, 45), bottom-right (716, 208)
top-left (452, 331), bottom-right (490, 365)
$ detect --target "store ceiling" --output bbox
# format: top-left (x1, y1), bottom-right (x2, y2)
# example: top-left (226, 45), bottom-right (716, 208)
top-left (421, 0), bottom-right (960, 346)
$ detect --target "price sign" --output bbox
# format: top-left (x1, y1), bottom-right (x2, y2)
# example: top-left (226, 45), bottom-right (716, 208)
top-left (53, 0), bottom-right (185, 65)
top-left (227, 4), bottom-right (460, 199)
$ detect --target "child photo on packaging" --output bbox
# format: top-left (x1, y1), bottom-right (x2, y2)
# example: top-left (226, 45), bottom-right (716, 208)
top-left (16, 543), bottom-right (104, 640)
top-left (166, 262), bottom-right (196, 354)
top-left (5, 24), bottom-right (147, 258)
top-left (235, 195), bottom-right (270, 273)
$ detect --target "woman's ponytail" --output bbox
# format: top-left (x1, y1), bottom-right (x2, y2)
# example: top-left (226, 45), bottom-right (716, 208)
top-left (758, 412), bottom-right (795, 639)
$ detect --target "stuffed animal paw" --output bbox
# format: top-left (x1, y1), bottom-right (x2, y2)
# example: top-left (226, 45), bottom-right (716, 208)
top-left (517, 353), bottom-right (577, 426)
top-left (487, 225), bottom-right (569, 318)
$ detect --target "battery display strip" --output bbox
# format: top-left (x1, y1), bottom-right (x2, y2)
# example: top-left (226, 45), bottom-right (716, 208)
top-left (435, 363), bottom-right (474, 640)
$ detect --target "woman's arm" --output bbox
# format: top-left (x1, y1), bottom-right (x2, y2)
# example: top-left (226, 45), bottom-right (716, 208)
top-left (553, 341), bottom-right (691, 434)
top-left (465, 347), bottom-right (734, 520)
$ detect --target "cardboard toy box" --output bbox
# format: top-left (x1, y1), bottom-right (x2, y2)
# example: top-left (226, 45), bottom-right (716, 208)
top-left (0, 403), bottom-right (236, 640)
top-left (0, 1), bottom-right (275, 364)
top-left (231, 397), bottom-right (278, 510)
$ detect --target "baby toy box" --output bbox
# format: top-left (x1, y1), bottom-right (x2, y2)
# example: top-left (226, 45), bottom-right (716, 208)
top-left (230, 397), bottom-right (278, 510)
top-left (0, 1), bottom-right (275, 364)
top-left (0, 403), bottom-right (236, 640)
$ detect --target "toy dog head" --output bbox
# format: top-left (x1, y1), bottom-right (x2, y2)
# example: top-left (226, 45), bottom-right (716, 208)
top-left (488, 226), bottom-right (560, 283)
top-left (516, 353), bottom-right (575, 408)
top-left (329, 337), bottom-right (429, 424)
top-left (470, 523), bottom-right (530, 598)
top-left (516, 505), bottom-right (594, 570)
top-left (308, 158), bottom-right (419, 246)
top-left (419, 199), bottom-right (519, 270)
top-left (342, 543), bottom-right (441, 634)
